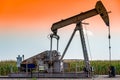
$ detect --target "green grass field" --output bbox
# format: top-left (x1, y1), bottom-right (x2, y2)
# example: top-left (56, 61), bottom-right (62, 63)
top-left (0, 60), bottom-right (120, 76)
top-left (65, 60), bottom-right (120, 75)
top-left (0, 60), bottom-right (18, 75)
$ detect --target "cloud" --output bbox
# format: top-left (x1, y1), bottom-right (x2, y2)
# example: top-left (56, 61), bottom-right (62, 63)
top-left (84, 29), bottom-right (94, 36)
top-left (75, 28), bottom-right (94, 37)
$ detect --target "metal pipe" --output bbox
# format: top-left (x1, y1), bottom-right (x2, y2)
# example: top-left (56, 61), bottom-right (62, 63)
top-left (57, 38), bottom-right (59, 51)
top-left (50, 35), bottom-right (53, 51)
top-left (77, 22), bottom-right (91, 74)
top-left (60, 27), bottom-right (77, 60)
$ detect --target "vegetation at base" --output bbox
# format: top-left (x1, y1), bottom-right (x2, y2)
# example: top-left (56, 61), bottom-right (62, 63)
top-left (0, 60), bottom-right (18, 76)
top-left (91, 60), bottom-right (120, 75)
top-left (31, 78), bottom-right (37, 80)
top-left (0, 60), bottom-right (120, 75)
top-left (64, 60), bottom-right (120, 75)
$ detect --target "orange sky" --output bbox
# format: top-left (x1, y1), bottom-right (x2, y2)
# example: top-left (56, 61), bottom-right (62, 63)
top-left (0, 0), bottom-right (120, 35)
top-left (0, 0), bottom-right (120, 60)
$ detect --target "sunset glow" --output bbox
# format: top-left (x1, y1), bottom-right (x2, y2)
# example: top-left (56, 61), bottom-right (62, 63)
top-left (0, 0), bottom-right (120, 60)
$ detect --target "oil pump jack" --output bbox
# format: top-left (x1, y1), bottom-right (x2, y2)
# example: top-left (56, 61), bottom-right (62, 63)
top-left (49, 0), bottom-right (109, 77)
top-left (9, 1), bottom-right (110, 78)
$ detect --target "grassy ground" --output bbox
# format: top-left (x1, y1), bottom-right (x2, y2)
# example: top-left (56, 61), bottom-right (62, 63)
top-left (0, 60), bottom-right (18, 75)
top-left (63, 60), bottom-right (120, 75)
top-left (0, 60), bottom-right (120, 76)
